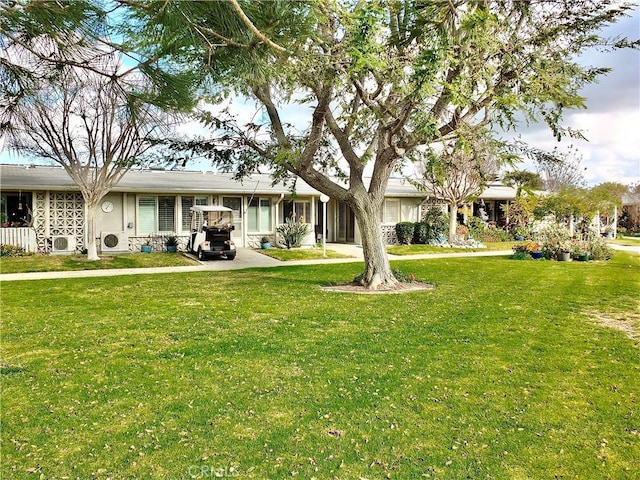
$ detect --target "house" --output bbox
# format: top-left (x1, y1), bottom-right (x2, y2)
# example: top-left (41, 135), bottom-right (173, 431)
top-left (0, 164), bottom-right (517, 253)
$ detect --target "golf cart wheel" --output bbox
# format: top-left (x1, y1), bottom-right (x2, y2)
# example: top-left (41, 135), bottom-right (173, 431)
top-left (197, 248), bottom-right (205, 261)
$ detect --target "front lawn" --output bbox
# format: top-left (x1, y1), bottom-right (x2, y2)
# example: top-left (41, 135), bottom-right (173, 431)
top-left (2, 254), bottom-right (639, 479)
top-left (258, 247), bottom-right (353, 261)
top-left (0, 252), bottom-right (198, 274)
top-left (388, 241), bottom-right (516, 255)
top-left (611, 236), bottom-right (640, 246)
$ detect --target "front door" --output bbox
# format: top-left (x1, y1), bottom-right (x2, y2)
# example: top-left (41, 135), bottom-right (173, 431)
top-left (337, 202), bottom-right (355, 243)
top-left (222, 197), bottom-right (243, 244)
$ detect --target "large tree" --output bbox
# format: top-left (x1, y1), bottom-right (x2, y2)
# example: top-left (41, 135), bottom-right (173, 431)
top-left (12, 0), bottom-right (632, 288)
top-left (123, 0), bottom-right (635, 289)
top-left (2, 50), bottom-right (173, 260)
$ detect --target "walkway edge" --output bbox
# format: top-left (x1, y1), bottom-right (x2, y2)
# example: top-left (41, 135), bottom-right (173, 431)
top-left (0, 250), bottom-right (515, 282)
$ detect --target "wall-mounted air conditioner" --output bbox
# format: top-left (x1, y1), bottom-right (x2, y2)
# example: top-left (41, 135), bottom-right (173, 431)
top-left (101, 231), bottom-right (129, 253)
top-left (51, 235), bottom-right (76, 254)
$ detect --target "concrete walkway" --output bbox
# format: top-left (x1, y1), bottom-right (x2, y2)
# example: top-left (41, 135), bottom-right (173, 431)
top-left (0, 244), bottom-right (514, 282)
top-left (3, 242), bottom-right (637, 282)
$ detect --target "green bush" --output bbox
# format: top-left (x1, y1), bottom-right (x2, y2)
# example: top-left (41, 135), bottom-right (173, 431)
top-left (413, 222), bottom-right (430, 244)
top-left (510, 251), bottom-right (531, 261)
top-left (276, 219), bottom-right (310, 249)
top-left (466, 217), bottom-right (486, 239)
top-left (537, 224), bottom-right (571, 259)
top-left (476, 227), bottom-right (511, 243)
top-left (586, 237), bottom-right (613, 260)
top-left (0, 244), bottom-right (32, 257)
top-left (422, 207), bottom-right (448, 240)
top-left (395, 222), bottom-right (415, 245)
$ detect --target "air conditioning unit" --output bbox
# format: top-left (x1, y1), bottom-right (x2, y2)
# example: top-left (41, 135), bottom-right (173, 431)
top-left (101, 231), bottom-right (129, 253)
top-left (51, 235), bottom-right (76, 254)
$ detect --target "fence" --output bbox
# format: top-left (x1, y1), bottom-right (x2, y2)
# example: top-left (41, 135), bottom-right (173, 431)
top-left (0, 228), bottom-right (38, 252)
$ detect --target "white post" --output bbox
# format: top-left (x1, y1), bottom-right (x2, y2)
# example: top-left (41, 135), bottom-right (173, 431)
top-left (320, 194), bottom-right (329, 257)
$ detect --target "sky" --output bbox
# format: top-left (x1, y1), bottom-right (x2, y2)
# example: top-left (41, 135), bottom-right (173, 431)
top-left (2, 4), bottom-right (639, 188)
top-left (509, 6), bottom-right (640, 186)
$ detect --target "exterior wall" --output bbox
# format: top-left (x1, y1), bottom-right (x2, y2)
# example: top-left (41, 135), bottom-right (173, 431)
top-left (30, 191), bottom-right (85, 253)
top-left (2, 167), bottom-right (520, 253)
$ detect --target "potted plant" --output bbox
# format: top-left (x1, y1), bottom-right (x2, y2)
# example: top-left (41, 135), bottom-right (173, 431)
top-left (556, 241), bottom-right (571, 262)
top-left (1, 213), bottom-right (8, 228)
top-left (525, 241), bottom-right (543, 259)
top-left (571, 243), bottom-right (589, 261)
top-left (141, 237), bottom-right (153, 253)
top-left (260, 236), bottom-right (271, 249)
top-left (165, 235), bottom-right (179, 253)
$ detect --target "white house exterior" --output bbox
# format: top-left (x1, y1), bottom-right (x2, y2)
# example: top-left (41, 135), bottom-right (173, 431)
top-left (0, 164), bottom-right (517, 254)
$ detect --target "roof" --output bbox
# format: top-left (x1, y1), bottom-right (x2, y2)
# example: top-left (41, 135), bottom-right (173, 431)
top-left (0, 164), bottom-right (515, 200)
top-left (0, 164), bottom-right (426, 197)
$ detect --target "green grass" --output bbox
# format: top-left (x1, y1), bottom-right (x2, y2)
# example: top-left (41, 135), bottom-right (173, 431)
top-left (611, 236), bottom-right (640, 246)
top-left (2, 254), bottom-right (639, 479)
top-left (0, 252), bottom-right (198, 274)
top-left (258, 247), bottom-right (353, 261)
top-left (387, 241), bottom-right (516, 255)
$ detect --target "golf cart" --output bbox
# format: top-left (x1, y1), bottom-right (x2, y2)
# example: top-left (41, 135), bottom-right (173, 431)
top-left (187, 205), bottom-right (237, 260)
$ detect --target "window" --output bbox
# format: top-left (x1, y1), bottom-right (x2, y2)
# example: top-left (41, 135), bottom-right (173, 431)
top-left (401, 201), bottom-right (418, 222)
top-left (181, 196), bottom-right (208, 231)
top-left (138, 197), bottom-right (157, 233)
top-left (284, 200), bottom-right (311, 223)
top-left (382, 198), bottom-right (419, 223)
top-left (383, 199), bottom-right (400, 223)
top-left (247, 197), bottom-right (271, 232)
top-left (138, 196), bottom-right (176, 233)
top-left (158, 196), bottom-right (175, 232)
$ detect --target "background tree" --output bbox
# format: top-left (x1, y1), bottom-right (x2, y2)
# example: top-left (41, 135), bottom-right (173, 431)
top-left (589, 182), bottom-right (628, 215)
top-left (503, 170), bottom-right (545, 194)
top-left (416, 132), bottom-right (502, 242)
top-left (530, 145), bottom-right (587, 193)
top-left (2, 52), bottom-right (173, 260)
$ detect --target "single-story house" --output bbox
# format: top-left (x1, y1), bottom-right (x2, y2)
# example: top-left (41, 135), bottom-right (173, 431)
top-left (0, 164), bottom-right (517, 253)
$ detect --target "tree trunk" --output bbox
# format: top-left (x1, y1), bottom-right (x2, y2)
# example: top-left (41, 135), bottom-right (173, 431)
top-left (448, 203), bottom-right (458, 243)
top-left (351, 198), bottom-right (397, 290)
top-left (85, 200), bottom-right (100, 261)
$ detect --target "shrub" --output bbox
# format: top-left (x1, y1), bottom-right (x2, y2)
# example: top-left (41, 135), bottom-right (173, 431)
top-left (476, 227), bottom-right (511, 243)
top-left (395, 222), bottom-right (415, 245)
top-left (537, 224), bottom-right (571, 259)
top-left (466, 216), bottom-right (486, 239)
top-left (586, 237), bottom-right (613, 260)
top-left (510, 251), bottom-right (531, 260)
top-left (413, 222), bottom-right (430, 244)
top-left (276, 219), bottom-right (310, 249)
top-left (422, 207), bottom-right (448, 240)
top-left (0, 244), bottom-right (33, 257)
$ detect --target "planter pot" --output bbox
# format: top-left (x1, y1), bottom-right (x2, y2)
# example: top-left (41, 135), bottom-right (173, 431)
top-left (530, 251), bottom-right (543, 259)
top-left (557, 251), bottom-right (571, 262)
top-left (141, 245), bottom-right (152, 253)
top-left (577, 253), bottom-right (589, 262)
top-left (261, 242), bottom-right (271, 250)
top-left (166, 245), bottom-right (178, 253)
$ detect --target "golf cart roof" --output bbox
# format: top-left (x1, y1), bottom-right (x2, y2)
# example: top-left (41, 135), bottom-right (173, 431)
top-left (190, 206), bottom-right (233, 213)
